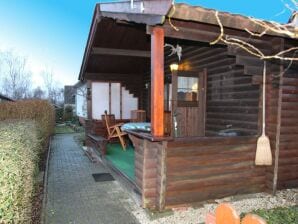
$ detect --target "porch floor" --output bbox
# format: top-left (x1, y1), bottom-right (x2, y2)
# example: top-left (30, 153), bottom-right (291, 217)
top-left (106, 143), bottom-right (135, 181)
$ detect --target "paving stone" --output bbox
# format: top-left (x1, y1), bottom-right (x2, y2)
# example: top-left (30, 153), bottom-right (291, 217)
top-left (44, 134), bottom-right (139, 224)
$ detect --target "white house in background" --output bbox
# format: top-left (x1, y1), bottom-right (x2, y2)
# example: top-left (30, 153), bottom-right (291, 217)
top-left (74, 81), bottom-right (88, 123)
top-left (74, 81), bottom-right (138, 125)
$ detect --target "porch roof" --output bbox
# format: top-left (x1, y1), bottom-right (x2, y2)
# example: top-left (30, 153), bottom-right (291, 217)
top-left (79, 0), bottom-right (296, 81)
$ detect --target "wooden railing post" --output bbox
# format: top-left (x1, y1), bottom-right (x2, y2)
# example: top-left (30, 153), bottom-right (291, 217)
top-left (150, 27), bottom-right (164, 137)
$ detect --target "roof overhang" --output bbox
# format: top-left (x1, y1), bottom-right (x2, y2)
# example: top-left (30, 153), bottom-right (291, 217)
top-left (79, 0), bottom-right (297, 81)
top-left (79, 0), bottom-right (172, 81)
top-left (170, 4), bottom-right (297, 38)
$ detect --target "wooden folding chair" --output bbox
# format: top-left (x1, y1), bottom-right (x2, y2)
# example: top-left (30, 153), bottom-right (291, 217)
top-left (102, 112), bottom-right (127, 150)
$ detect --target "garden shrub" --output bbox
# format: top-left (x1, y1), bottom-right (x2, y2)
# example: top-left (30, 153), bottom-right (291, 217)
top-left (0, 100), bottom-right (54, 223)
top-left (63, 105), bottom-right (74, 121)
top-left (0, 121), bottom-right (41, 223)
top-left (55, 107), bottom-right (64, 123)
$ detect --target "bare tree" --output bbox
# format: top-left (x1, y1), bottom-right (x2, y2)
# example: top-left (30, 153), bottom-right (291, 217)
top-left (32, 86), bottom-right (45, 99)
top-left (42, 70), bottom-right (54, 100)
top-left (169, 0), bottom-right (298, 62)
top-left (0, 51), bottom-right (32, 99)
top-left (51, 87), bottom-right (64, 105)
top-left (41, 70), bottom-right (64, 105)
top-left (208, 0), bottom-right (298, 61)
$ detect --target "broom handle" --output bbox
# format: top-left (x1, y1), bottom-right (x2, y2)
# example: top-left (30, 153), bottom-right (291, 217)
top-left (262, 61), bottom-right (266, 135)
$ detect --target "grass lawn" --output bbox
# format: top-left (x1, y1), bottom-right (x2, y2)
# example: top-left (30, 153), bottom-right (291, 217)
top-left (55, 125), bottom-right (75, 134)
top-left (244, 206), bottom-right (298, 224)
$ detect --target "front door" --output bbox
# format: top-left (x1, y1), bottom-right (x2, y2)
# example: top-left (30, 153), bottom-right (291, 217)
top-left (171, 69), bottom-right (207, 137)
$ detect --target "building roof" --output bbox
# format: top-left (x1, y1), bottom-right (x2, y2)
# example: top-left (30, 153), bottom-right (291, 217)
top-left (73, 81), bottom-right (86, 89)
top-left (79, 0), bottom-right (297, 80)
top-left (0, 93), bottom-right (14, 102)
top-left (98, 0), bottom-right (296, 36)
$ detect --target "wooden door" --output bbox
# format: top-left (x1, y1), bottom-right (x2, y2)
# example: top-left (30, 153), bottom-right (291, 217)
top-left (171, 69), bottom-right (207, 137)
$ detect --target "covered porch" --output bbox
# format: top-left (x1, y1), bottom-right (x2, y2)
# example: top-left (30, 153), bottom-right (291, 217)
top-left (79, 0), bottom-right (298, 211)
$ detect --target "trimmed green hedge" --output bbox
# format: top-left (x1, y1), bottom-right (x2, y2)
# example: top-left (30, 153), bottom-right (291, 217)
top-left (0, 100), bottom-right (55, 144)
top-left (0, 121), bottom-right (41, 223)
top-left (0, 100), bottom-right (55, 223)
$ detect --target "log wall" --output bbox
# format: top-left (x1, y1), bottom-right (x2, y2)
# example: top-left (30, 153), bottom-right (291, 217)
top-left (164, 43), bottom-right (262, 136)
top-left (265, 60), bottom-right (281, 191)
top-left (165, 137), bottom-right (266, 207)
top-left (129, 134), bottom-right (166, 210)
top-left (278, 67), bottom-right (298, 189)
top-left (265, 39), bottom-right (298, 191)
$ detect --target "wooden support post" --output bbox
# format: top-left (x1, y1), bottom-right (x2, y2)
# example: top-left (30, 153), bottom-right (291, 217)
top-left (273, 62), bottom-right (284, 195)
top-left (109, 82), bottom-right (111, 114)
top-left (120, 84), bottom-right (123, 119)
top-left (273, 38), bottom-right (284, 195)
top-left (157, 142), bottom-right (167, 211)
top-left (151, 27), bottom-right (164, 137)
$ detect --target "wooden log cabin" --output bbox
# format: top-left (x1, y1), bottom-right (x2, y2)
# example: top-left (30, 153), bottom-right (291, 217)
top-left (79, 0), bottom-right (298, 211)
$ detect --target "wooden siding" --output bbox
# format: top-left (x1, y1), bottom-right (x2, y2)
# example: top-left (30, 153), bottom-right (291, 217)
top-left (175, 107), bottom-right (200, 136)
top-left (165, 137), bottom-right (266, 207)
top-left (265, 60), bottom-right (281, 192)
top-left (164, 43), bottom-right (262, 137)
top-left (278, 67), bottom-right (298, 189)
top-left (129, 134), bottom-right (167, 210)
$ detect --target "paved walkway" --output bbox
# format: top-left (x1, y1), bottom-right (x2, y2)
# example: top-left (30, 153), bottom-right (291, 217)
top-left (44, 134), bottom-right (139, 224)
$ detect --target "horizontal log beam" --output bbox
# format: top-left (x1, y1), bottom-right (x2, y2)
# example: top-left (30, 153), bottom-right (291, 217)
top-left (147, 24), bottom-right (220, 44)
top-left (85, 72), bottom-right (143, 78)
top-left (91, 47), bottom-right (151, 58)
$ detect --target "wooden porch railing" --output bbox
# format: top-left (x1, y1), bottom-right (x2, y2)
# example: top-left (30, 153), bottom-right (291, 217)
top-left (205, 203), bottom-right (266, 224)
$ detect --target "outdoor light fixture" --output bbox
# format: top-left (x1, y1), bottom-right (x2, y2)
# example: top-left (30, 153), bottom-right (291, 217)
top-left (170, 63), bottom-right (179, 72)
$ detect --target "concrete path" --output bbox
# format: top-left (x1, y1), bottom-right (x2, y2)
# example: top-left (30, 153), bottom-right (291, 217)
top-left (44, 134), bottom-right (139, 224)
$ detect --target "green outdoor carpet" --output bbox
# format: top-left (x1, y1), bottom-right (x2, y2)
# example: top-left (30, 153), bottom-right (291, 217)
top-left (105, 143), bottom-right (135, 181)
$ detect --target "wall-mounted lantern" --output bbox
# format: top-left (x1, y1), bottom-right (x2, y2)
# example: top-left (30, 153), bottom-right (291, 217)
top-left (170, 63), bottom-right (179, 72)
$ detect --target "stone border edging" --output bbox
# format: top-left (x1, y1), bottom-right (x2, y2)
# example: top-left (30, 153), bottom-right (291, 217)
top-left (40, 136), bottom-right (52, 224)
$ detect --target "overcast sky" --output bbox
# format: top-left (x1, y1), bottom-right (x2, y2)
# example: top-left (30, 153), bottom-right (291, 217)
top-left (0, 0), bottom-right (294, 88)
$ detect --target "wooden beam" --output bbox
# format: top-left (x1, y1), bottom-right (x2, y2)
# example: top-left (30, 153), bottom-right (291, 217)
top-left (151, 27), bottom-right (164, 137)
top-left (273, 39), bottom-right (284, 195)
top-left (79, 7), bottom-right (101, 80)
top-left (99, 0), bottom-right (172, 15)
top-left (91, 47), bottom-right (150, 58)
top-left (157, 142), bottom-right (167, 211)
top-left (84, 72), bottom-right (143, 82)
top-left (198, 68), bottom-right (207, 136)
top-left (147, 23), bottom-right (220, 44)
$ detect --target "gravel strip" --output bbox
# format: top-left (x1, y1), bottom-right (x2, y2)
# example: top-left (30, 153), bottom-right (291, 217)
top-left (130, 188), bottom-right (297, 224)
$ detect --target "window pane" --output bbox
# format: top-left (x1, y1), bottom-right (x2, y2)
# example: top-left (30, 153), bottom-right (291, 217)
top-left (177, 76), bottom-right (199, 102)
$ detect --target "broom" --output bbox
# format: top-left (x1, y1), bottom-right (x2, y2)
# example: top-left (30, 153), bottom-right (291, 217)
top-left (255, 61), bottom-right (272, 165)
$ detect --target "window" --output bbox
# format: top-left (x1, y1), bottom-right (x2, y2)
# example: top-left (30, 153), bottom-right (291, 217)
top-left (177, 76), bottom-right (199, 107)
